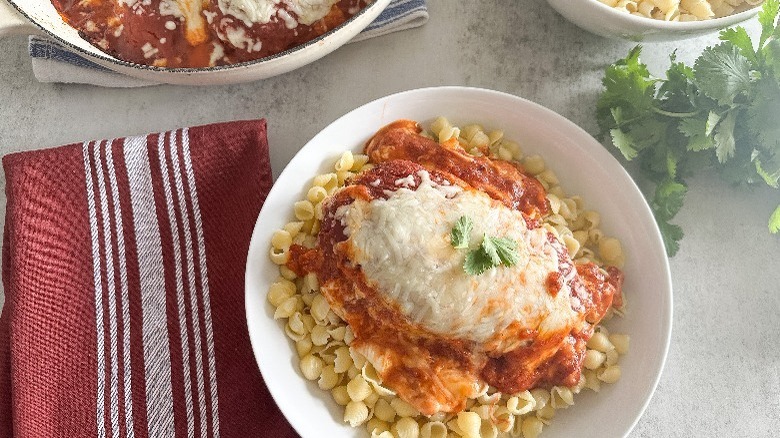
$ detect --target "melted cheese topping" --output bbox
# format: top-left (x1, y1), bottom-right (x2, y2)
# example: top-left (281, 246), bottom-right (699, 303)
top-left (218, 0), bottom-right (339, 27)
top-left (335, 171), bottom-right (580, 347)
top-left (159, 0), bottom-right (184, 18)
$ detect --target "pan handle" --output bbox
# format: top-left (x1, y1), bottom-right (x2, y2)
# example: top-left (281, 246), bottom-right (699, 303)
top-left (0, 0), bottom-right (36, 37)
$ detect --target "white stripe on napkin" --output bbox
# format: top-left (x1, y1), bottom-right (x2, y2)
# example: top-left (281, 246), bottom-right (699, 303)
top-left (82, 140), bottom-right (108, 438)
top-left (83, 139), bottom-right (139, 437)
top-left (168, 130), bottom-right (210, 438)
top-left (124, 134), bottom-right (178, 437)
top-left (105, 139), bottom-right (137, 438)
top-left (92, 139), bottom-right (122, 438)
top-left (180, 128), bottom-right (222, 438)
top-left (156, 131), bottom-right (197, 438)
top-left (28, 0), bottom-right (428, 87)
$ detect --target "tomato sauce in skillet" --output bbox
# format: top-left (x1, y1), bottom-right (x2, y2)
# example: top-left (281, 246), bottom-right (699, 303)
top-left (50, 0), bottom-right (370, 67)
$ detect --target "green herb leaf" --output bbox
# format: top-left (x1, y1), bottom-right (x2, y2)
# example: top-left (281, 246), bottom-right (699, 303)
top-left (755, 156), bottom-right (780, 188)
top-left (463, 235), bottom-right (520, 275)
top-left (679, 117), bottom-right (715, 152)
top-left (705, 111), bottom-right (721, 137)
top-left (658, 220), bottom-right (684, 256)
top-left (643, 140), bottom-right (671, 176)
top-left (720, 153), bottom-right (758, 185)
top-left (719, 26), bottom-right (756, 64)
top-left (694, 43), bottom-right (753, 106)
top-left (628, 116), bottom-right (667, 149)
top-left (758, 0), bottom-right (780, 49)
top-left (658, 57), bottom-right (698, 112)
top-left (747, 77), bottom-right (780, 154)
top-left (666, 149), bottom-right (679, 180)
top-left (610, 128), bottom-right (639, 160)
top-left (764, 39), bottom-right (780, 81)
top-left (677, 117), bottom-right (704, 138)
top-left (713, 111), bottom-right (737, 163)
top-left (653, 180), bottom-right (687, 221)
top-left (597, 46), bottom-right (657, 137)
top-left (464, 248), bottom-right (494, 276)
top-left (770, 204), bottom-right (780, 233)
top-left (484, 236), bottom-right (520, 267)
top-left (450, 215), bottom-right (473, 249)
top-left (480, 233), bottom-right (502, 266)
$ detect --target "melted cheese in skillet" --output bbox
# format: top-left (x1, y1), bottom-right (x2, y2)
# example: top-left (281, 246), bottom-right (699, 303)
top-left (218, 0), bottom-right (340, 26)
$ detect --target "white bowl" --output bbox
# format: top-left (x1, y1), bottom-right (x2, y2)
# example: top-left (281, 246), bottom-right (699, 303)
top-left (245, 86), bottom-right (673, 438)
top-left (546, 0), bottom-right (760, 41)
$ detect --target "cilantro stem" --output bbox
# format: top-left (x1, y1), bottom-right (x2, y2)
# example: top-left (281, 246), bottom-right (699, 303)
top-left (651, 106), bottom-right (700, 118)
top-left (612, 106), bottom-right (699, 132)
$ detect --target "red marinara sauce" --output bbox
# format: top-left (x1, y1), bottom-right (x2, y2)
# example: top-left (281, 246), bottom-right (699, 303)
top-left (50, 0), bottom-right (369, 67)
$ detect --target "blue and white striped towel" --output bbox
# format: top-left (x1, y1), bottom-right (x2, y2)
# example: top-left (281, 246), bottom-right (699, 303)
top-left (28, 0), bottom-right (428, 87)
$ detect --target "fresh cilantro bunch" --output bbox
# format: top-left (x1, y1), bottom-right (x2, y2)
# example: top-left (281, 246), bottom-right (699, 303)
top-left (597, 0), bottom-right (780, 256)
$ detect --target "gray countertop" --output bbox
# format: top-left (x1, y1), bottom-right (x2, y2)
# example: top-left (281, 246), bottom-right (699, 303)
top-left (1, 1), bottom-right (779, 436)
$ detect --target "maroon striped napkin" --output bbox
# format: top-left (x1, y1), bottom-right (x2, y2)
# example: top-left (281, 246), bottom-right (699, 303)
top-left (0, 120), bottom-right (297, 437)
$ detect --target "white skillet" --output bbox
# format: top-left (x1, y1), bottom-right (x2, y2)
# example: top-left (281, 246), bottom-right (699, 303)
top-left (0, 0), bottom-right (391, 85)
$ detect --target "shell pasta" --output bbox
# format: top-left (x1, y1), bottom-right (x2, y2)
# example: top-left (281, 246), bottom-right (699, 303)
top-left (266, 119), bottom-right (630, 437)
top-left (600, 0), bottom-right (763, 20)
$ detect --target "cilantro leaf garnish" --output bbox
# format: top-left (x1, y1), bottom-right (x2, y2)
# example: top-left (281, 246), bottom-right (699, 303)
top-left (483, 236), bottom-right (519, 268)
top-left (460, 233), bottom-right (520, 276)
top-left (450, 215), bottom-right (473, 249)
top-left (464, 246), bottom-right (494, 276)
top-left (597, 1), bottom-right (780, 256)
top-left (480, 233), bottom-right (502, 266)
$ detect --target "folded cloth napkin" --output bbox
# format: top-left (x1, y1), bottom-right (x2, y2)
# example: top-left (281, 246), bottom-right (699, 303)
top-left (0, 120), bottom-right (298, 437)
top-left (29, 0), bottom-right (429, 87)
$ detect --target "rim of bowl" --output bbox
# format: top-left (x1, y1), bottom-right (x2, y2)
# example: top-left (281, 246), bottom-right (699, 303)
top-left (581, 0), bottom-right (760, 30)
top-left (6, 0), bottom-right (387, 73)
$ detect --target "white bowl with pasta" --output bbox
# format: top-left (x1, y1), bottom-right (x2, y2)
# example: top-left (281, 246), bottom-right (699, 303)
top-left (245, 86), bottom-right (673, 438)
top-left (546, 0), bottom-right (762, 41)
